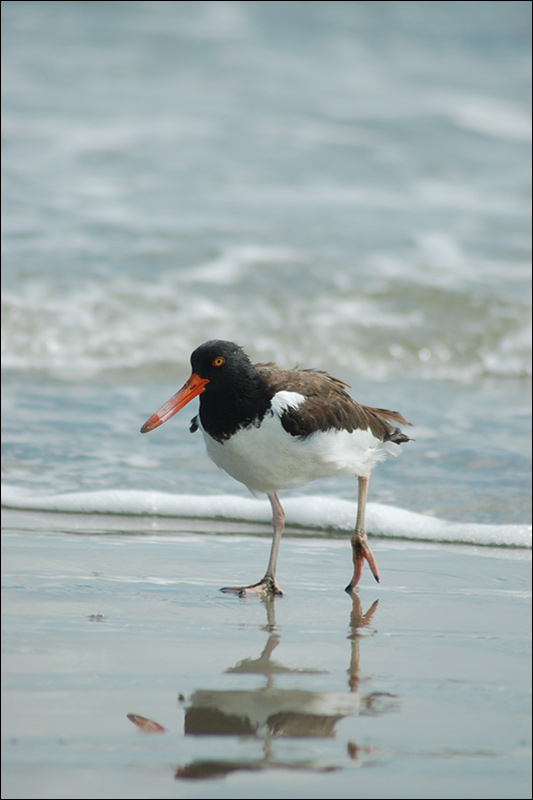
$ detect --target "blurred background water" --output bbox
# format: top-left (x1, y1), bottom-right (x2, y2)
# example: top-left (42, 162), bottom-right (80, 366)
top-left (1, 0), bottom-right (531, 527)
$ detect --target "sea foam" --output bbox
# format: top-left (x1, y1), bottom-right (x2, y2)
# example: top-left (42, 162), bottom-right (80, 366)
top-left (2, 485), bottom-right (530, 549)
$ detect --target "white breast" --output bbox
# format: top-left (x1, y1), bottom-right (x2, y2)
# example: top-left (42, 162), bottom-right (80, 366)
top-left (199, 391), bottom-right (401, 495)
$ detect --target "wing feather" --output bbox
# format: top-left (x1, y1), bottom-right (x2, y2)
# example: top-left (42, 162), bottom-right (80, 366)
top-left (256, 364), bottom-right (411, 442)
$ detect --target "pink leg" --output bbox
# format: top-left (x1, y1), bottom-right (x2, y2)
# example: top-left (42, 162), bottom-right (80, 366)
top-left (221, 493), bottom-right (285, 596)
top-left (345, 476), bottom-right (380, 592)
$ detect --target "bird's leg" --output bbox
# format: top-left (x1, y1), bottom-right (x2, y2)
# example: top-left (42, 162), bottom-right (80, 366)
top-left (220, 493), bottom-right (285, 596)
top-left (345, 475), bottom-right (380, 592)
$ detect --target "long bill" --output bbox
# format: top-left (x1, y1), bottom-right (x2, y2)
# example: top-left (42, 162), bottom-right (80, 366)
top-left (140, 373), bottom-right (209, 433)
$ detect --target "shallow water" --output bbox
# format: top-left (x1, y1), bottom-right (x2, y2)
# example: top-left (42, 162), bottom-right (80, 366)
top-left (2, 515), bottom-right (531, 800)
top-left (2, 370), bottom-right (532, 529)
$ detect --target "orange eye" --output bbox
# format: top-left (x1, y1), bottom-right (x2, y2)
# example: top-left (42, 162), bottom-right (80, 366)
top-left (212, 356), bottom-right (225, 367)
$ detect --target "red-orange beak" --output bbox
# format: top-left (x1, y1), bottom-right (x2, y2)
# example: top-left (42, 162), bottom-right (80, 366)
top-left (140, 373), bottom-right (209, 433)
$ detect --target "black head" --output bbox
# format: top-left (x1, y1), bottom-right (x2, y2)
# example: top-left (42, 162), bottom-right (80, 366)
top-left (191, 340), bottom-right (270, 439)
top-left (141, 340), bottom-right (266, 437)
top-left (189, 340), bottom-right (257, 391)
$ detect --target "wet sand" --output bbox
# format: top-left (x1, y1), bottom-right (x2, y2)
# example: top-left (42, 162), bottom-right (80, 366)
top-left (1, 509), bottom-right (531, 799)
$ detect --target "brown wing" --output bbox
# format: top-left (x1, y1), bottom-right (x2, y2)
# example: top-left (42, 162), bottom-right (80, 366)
top-left (256, 364), bottom-right (412, 442)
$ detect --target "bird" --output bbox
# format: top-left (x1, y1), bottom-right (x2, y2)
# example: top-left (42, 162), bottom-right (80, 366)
top-left (141, 340), bottom-right (411, 596)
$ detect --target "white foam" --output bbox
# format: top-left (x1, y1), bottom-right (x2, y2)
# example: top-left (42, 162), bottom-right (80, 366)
top-left (2, 485), bottom-right (530, 549)
top-left (449, 97), bottom-right (532, 142)
top-left (2, 240), bottom-right (531, 382)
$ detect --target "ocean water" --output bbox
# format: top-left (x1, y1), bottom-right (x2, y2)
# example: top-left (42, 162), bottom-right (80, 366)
top-left (1, 3), bottom-right (532, 797)
top-left (2, 0), bottom-right (531, 539)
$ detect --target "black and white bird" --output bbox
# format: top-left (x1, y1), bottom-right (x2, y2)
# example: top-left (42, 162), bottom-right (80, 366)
top-left (141, 340), bottom-right (411, 596)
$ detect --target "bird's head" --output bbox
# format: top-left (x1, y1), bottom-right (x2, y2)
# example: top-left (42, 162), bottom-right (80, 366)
top-left (140, 340), bottom-right (252, 433)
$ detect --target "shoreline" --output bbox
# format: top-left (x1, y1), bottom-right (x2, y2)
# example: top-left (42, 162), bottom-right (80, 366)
top-left (2, 512), bottom-right (531, 798)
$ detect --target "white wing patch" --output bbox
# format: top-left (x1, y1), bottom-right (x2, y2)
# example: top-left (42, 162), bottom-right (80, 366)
top-left (270, 390), bottom-right (306, 416)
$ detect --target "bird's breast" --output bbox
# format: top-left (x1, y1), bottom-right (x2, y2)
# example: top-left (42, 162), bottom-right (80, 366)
top-left (199, 403), bottom-right (400, 494)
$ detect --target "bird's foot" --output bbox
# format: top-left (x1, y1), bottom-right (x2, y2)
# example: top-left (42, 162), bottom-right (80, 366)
top-left (345, 531), bottom-right (380, 592)
top-left (220, 576), bottom-right (283, 597)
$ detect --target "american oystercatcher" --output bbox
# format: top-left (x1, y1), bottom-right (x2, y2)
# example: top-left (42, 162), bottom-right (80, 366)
top-left (141, 340), bottom-right (411, 596)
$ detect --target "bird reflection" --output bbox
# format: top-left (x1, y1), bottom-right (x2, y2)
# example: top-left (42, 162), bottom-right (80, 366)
top-left (127, 593), bottom-right (398, 778)
top-left (174, 593), bottom-right (397, 779)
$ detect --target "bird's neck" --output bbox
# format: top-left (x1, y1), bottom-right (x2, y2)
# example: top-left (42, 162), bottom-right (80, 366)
top-left (199, 372), bottom-right (271, 441)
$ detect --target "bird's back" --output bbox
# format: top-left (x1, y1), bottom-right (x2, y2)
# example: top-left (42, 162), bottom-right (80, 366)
top-left (256, 363), bottom-right (411, 443)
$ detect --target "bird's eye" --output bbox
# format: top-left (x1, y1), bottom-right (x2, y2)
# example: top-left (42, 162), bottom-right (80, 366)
top-left (212, 356), bottom-right (225, 367)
